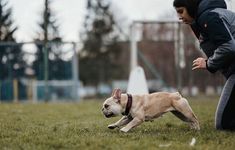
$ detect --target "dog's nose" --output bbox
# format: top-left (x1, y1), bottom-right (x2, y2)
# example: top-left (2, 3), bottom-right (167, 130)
top-left (102, 108), bottom-right (104, 111)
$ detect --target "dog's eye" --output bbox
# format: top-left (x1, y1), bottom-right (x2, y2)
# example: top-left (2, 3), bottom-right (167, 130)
top-left (104, 104), bottom-right (109, 109)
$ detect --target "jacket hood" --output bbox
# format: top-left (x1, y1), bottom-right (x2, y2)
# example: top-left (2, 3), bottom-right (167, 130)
top-left (197, 0), bottom-right (227, 17)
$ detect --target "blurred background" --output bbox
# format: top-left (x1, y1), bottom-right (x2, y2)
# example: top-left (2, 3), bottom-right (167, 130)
top-left (0, 0), bottom-right (234, 102)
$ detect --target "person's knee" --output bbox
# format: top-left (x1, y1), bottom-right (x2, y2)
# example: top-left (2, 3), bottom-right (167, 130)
top-left (215, 121), bottom-right (223, 130)
top-left (216, 118), bottom-right (235, 130)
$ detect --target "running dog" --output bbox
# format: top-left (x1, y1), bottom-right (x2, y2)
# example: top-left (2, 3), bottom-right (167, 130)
top-left (101, 89), bottom-right (200, 132)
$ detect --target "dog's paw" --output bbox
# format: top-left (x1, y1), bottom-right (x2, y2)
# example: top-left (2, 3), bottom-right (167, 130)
top-left (189, 122), bottom-right (200, 130)
top-left (120, 127), bottom-right (129, 133)
top-left (108, 124), bottom-right (117, 129)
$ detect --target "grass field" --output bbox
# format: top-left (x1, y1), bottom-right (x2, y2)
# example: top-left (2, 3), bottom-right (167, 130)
top-left (0, 96), bottom-right (235, 150)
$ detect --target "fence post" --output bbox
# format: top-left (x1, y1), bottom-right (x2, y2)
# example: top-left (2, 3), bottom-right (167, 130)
top-left (0, 80), bottom-right (1, 103)
top-left (32, 80), bottom-right (37, 103)
top-left (43, 44), bottom-right (49, 101)
top-left (27, 79), bottom-right (33, 102)
top-left (72, 43), bottom-right (79, 101)
top-left (13, 79), bottom-right (19, 103)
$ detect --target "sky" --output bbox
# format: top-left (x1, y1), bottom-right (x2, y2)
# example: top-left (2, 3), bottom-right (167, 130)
top-left (7, 0), bottom-right (235, 42)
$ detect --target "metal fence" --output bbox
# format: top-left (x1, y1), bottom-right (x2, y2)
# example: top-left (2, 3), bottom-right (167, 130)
top-left (0, 41), bottom-right (80, 102)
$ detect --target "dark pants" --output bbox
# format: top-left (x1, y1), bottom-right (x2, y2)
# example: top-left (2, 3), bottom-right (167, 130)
top-left (215, 74), bottom-right (235, 130)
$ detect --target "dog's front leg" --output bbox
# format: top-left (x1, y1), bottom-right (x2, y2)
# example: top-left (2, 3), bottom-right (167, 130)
top-left (108, 116), bottom-right (132, 129)
top-left (120, 117), bottom-right (143, 132)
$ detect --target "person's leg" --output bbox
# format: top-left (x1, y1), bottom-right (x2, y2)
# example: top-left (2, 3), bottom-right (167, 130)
top-left (215, 74), bottom-right (235, 130)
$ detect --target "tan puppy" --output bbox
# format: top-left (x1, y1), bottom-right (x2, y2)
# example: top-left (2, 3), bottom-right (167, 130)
top-left (102, 89), bottom-right (200, 132)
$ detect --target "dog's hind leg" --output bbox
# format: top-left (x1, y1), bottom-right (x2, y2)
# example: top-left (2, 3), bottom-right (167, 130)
top-left (172, 98), bottom-right (200, 130)
top-left (171, 110), bottom-right (191, 122)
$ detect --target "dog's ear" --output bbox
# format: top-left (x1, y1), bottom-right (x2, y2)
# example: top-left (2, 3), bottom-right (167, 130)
top-left (113, 88), bottom-right (121, 101)
top-left (111, 89), bottom-right (117, 97)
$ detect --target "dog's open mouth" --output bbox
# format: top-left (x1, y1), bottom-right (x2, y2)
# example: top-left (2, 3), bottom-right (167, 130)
top-left (105, 113), bottom-right (114, 118)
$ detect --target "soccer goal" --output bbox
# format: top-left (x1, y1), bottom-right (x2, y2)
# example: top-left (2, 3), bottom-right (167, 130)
top-left (128, 20), bottom-right (203, 94)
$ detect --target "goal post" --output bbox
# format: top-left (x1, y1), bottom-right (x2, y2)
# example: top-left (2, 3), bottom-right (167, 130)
top-left (129, 20), bottom-right (186, 92)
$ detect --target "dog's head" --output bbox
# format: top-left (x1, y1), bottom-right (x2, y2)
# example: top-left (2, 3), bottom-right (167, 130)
top-left (102, 88), bottom-right (123, 118)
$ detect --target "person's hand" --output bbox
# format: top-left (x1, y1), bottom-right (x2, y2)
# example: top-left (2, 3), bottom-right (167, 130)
top-left (192, 57), bottom-right (207, 70)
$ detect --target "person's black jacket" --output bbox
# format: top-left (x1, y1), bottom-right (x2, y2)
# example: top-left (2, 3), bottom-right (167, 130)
top-left (191, 0), bottom-right (235, 79)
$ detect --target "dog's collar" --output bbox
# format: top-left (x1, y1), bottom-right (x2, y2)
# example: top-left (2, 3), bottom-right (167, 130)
top-left (122, 93), bottom-right (132, 116)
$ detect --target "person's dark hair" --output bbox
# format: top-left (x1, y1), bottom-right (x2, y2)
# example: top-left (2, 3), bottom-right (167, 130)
top-left (173, 0), bottom-right (200, 18)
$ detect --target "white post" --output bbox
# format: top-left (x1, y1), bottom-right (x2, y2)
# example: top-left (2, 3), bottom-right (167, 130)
top-left (174, 22), bottom-right (183, 91)
top-left (179, 23), bottom-right (185, 69)
top-left (72, 43), bottom-right (79, 101)
top-left (174, 23), bottom-right (179, 68)
top-left (128, 22), bottom-right (148, 94)
top-left (130, 23), bottom-right (138, 71)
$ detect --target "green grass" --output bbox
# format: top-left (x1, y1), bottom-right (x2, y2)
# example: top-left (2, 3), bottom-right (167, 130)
top-left (0, 96), bottom-right (235, 150)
